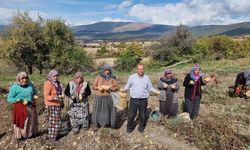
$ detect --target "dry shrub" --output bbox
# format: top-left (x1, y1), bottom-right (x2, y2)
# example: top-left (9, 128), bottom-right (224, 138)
top-left (78, 128), bottom-right (130, 150)
top-left (164, 114), bottom-right (248, 150)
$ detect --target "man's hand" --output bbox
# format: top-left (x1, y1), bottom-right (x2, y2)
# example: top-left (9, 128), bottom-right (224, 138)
top-left (155, 90), bottom-right (161, 95)
top-left (119, 88), bottom-right (125, 92)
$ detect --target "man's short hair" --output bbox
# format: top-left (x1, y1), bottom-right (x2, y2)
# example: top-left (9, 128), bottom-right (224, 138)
top-left (137, 63), bottom-right (144, 68)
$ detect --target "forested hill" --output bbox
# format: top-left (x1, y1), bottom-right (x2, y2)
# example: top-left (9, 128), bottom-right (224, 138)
top-left (1, 22), bottom-right (250, 40)
top-left (71, 21), bottom-right (250, 40)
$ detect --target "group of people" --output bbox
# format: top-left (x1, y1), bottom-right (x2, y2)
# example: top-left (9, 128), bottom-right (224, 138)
top-left (7, 63), bottom-right (207, 142)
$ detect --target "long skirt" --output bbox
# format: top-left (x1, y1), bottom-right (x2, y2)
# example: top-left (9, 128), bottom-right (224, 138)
top-left (45, 106), bottom-right (61, 140)
top-left (68, 102), bottom-right (89, 132)
top-left (91, 95), bottom-right (117, 128)
top-left (14, 105), bottom-right (38, 139)
top-left (185, 96), bottom-right (201, 119)
top-left (159, 99), bottom-right (178, 117)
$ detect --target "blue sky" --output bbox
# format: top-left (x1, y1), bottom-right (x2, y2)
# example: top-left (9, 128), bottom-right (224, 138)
top-left (1, 0), bottom-right (250, 26)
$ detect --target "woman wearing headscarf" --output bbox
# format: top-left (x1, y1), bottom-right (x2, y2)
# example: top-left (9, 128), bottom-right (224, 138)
top-left (92, 64), bottom-right (118, 128)
top-left (158, 69), bottom-right (180, 118)
top-left (44, 70), bottom-right (63, 141)
top-left (64, 72), bottom-right (91, 134)
top-left (7, 72), bottom-right (38, 142)
top-left (183, 64), bottom-right (206, 119)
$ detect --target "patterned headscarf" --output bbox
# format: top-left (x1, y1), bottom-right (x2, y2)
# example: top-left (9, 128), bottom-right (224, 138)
top-left (190, 64), bottom-right (202, 81)
top-left (74, 72), bottom-right (84, 83)
top-left (100, 64), bottom-right (115, 80)
top-left (47, 70), bottom-right (62, 95)
top-left (73, 72), bottom-right (84, 94)
top-left (16, 72), bottom-right (28, 85)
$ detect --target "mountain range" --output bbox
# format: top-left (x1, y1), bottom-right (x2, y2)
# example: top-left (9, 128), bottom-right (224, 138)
top-left (1, 21), bottom-right (250, 41)
top-left (72, 21), bottom-right (250, 41)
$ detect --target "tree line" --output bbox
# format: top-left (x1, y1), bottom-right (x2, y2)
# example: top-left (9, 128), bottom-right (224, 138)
top-left (0, 12), bottom-right (93, 74)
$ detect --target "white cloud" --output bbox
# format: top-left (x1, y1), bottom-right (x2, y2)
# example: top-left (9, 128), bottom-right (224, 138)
top-left (104, 4), bottom-right (118, 10)
top-left (67, 19), bottom-right (97, 26)
top-left (104, 0), bottom-right (132, 11)
top-left (128, 0), bottom-right (250, 26)
top-left (102, 17), bottom-right (132, 22)
top-left (224, 0), bottom-right (250, 13)
top-left (0, 7), bottom-right (48, 25)
top-left (118, 0), bottom-right (132, 10)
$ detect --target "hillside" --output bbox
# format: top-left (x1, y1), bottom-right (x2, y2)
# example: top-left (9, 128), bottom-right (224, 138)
top-left (72, 21), bottom-right (250, 41)
top-left (1, 22), bottom-right (250, 40)
top-left (72, 22), bottom-right (175, 41)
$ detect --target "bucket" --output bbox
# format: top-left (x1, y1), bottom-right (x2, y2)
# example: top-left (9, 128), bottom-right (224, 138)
top-left (149, 110), bottom-right (161, 122)
top-left (178, 112), bottom-right (190, 122)
top-left (59, 121), bottom-right (69, 135)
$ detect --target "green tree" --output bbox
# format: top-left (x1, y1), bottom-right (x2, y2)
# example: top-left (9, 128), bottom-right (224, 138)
top-left (115, 43), bottom-right (144, 71)
top-left (43, 18), bottom-right (75, 71)
top-left (2, 12), bottom-right (46, 74)
top-left (212, 35), bottom-right (235, 59)
top-left (66, 46), bottom-right (93, 73)
top-left (149, 24), bottom-right (194, 65)
top-left (97, 47), bottom-right (109, 57)
top-left (192, 37), bottom-right (212, 60)
top-left (167, 24), bottom-right (194, 55)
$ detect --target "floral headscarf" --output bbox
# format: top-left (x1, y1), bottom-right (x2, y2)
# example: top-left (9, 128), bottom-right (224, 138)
top-left (190, 64), bottom-right (202, 81)
top-left (73, 72), bottom-right (84, 94)
top-left (16, 72), bottom-right (29, 86)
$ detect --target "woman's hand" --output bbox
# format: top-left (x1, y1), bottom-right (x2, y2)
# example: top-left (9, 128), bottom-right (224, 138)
top-left (189, 80), bottom-right (195, 85)
top-left (33, 95), bottom-right (39, 100)
top-left (98, 86), bottom-right (105, 92)
top-left (171, 84), bottom-right (176, 89)
top-left (23, 99), bottom-right (28, 105)
top-left (163, 83), bottom-right (168, 88)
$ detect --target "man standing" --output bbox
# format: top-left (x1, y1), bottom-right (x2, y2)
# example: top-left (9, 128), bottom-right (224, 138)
top-left (122, 64), bottom-right (160, 133)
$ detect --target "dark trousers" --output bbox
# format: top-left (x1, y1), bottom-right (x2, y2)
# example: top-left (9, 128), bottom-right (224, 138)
top-left (185, 96), bottom-right (201, 119)
top-left (127, 98), bottom-right (148, 132)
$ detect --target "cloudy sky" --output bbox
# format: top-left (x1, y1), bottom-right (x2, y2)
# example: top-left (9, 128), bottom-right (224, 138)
top-left (1, 0), bottom-right (250, 26)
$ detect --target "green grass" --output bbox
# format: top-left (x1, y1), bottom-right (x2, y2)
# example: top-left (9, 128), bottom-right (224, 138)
top-left (0, 57), bottom-right (249, 87)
